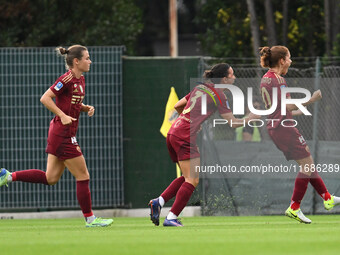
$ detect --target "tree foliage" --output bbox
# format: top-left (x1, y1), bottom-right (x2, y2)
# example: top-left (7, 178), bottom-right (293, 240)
top-left (0, 0), bottom-right (143, 54)
top-left (196, 0), bottom-right (336, 58)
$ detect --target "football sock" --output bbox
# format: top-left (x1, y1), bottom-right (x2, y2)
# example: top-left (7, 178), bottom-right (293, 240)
top-left (309, 171), bottom-right (330, 200)
top-left (290, 201), bottom-right (300, 210)
top-left (76, 180), bottom-right (93, 218)
top-left (12, 170), bottom-right (48, 185)
top-left (85, 215), bottom-right (96, 224)
top-left (291, 172), bottom-right (310, 209)
top-left (170, 182), bottom-right (195, 216)
top-left (160, 176), bottom-right (185, 203)
top-left (158, 196), bottom-right (165, 207)
top-left (167, 211), bottom-right (177, 220)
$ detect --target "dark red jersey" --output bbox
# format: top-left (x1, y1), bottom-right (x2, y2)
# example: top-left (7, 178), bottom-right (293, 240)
top-left (168, 83), bottom-right (231, 143)
top-left (48, 70), bottom-right (85, 137)
top-left (260, 70), bottom-right (293, 129)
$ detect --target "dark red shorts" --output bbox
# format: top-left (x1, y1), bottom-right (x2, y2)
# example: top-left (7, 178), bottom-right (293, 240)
top-left (166, 134), bottom-right (200, 163)
top-left (46, 132), bottom-right (82, 160)
top-left (268, 126), bottom-right (310, 161)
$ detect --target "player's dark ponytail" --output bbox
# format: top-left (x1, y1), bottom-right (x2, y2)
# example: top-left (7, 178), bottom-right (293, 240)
top-left (203, 63), bottom-right (231, 78)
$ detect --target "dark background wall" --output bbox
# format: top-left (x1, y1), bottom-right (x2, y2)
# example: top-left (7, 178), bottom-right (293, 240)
top-left (123, 57), bottom-right (201, 208)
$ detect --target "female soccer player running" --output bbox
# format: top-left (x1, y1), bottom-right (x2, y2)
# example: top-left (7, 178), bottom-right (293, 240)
top-left (149, 63), bottom-right (259, 227)
top-left (259, 45), bottom-right (340, 223)
top-left (0, 45), bottom-right (113, 227)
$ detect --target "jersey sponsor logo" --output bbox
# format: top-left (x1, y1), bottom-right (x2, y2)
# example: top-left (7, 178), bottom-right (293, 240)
top-left (71, 95), bottom-right (84, 104)
top-left (55, 82), bottom-right (63, 91)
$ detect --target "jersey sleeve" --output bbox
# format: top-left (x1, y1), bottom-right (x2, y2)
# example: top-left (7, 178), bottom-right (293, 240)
top-left (50, 77), bottom-right (70, 96)
top-left (217, 90), bottom-right (232, 114)
top-left (184, 92), bottom-right (191, 101)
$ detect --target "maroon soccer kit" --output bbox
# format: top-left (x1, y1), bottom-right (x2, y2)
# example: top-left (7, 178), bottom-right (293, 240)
top-left (45, 70), bottom-right (85, 160)
top-left (261, 71), bottom-right (310, 160)
top-left (167, 83), bottom-right (231, 162)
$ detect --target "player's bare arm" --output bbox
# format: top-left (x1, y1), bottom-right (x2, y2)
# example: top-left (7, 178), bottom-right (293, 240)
top-left (40, 88), bottom-right (76, 125)
top-left (220, 112), bottom-right (260, 128)
top-left (286, 90), bottom-right (322, 112)
top-left (81, 104), bottom-right (95, 117)
top-left (174, 97), bottom-right (187, 114)
top-left (292, 109), bottom-right (303, 116)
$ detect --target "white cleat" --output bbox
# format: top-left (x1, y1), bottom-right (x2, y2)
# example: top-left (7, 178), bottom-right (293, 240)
top-left (285, 207), bottom-right (312, 224)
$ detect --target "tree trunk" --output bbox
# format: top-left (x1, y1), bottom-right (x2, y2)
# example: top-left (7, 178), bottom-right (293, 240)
top-left (325, 0), bottom-right (332, 56)
top-left (246, 0), bottom-right (261, 58)
top-left (282, 0), bottom-right (289, 46)
top-left (264, 0), bottom-right (277, 46)
top-left (331, 0), bottom-right (339, 44)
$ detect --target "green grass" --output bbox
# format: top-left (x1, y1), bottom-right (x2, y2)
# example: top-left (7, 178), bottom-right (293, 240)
top-left (2, 215), bottom-right (340, 255)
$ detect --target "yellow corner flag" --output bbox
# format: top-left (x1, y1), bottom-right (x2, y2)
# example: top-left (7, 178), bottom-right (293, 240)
top-left (160, 87), bottom-right (181, 178)
top-left (160, 87), bottom-right (179, 137)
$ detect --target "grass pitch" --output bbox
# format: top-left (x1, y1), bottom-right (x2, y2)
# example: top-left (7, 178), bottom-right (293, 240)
top-left (2, 215), bottom-right (340, 255)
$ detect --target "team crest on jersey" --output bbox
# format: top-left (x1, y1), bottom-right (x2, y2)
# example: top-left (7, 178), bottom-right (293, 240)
top-left (55, 82), bottom-right (63, 91)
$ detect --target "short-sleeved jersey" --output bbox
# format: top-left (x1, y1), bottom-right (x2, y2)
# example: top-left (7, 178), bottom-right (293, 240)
top-left (260, 70), bottom-right (293, 129)
top-left (48, 70), bottom-right (85, 137)
top-left (168, 83), bottom-right (231, 143)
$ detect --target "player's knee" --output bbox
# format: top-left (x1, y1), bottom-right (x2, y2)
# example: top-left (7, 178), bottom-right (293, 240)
top-left (186, 177), bottom-right (199, 187)
top-left (76, 170), bottom-right (90, 181)
top-left (46, 176), bottom-right (59, 186)
top-left (192, 178), bottom-right (199, 187)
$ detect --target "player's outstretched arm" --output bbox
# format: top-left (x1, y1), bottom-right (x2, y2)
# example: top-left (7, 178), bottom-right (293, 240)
top-left (286, 89), bottom-right (322, 112)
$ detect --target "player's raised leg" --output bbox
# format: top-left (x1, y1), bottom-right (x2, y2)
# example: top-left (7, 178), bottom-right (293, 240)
top-left (0, 154), bottom-right (65, 188)
top-left (0, 168), bottom-right (11, 187)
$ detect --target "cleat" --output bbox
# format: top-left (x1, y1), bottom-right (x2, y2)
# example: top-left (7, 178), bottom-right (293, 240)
top-left (285, 207), bottom-right (311, 224)
top-left (85, 217), bottom-right (113, 227)
top-left (148, 198), bottom-right (162, 226)
top-left (163, 218), bottom-right (183, 227)
top-left (324, 195), bottom-right (340, 211)
top-left (0, 168), bottom-right (10, 187)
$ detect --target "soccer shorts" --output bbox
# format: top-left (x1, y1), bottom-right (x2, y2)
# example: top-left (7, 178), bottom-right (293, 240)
top-left (268, 126), bottom-right (310, 161)
top-left (46, 131), bottom-right (82, 160)
top-left (166, 134), bottom-right (200, 162)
